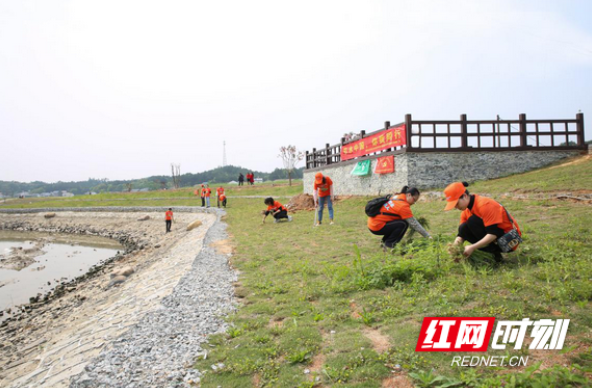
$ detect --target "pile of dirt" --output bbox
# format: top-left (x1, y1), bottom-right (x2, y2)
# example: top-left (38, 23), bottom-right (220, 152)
top-left (287, 194), bottom-right (315, 211)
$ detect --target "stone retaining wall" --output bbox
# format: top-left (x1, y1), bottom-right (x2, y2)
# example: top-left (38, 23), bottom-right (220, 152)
top-left (304, 150), bottom-right (582, 195)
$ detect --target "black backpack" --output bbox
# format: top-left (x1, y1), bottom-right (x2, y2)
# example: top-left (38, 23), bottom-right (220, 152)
top-left (365, 195), bottom-right (400, 217)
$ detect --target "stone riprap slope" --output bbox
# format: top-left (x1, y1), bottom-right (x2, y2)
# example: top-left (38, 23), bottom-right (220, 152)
top-left (0, 208), bottom-right (236, 388)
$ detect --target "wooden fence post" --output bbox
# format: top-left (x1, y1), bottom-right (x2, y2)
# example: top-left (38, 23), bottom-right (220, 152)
top-left (460, 114), bottom-right (467, 149)
top-left (576, 113), bottom-right (585, 147)
top-left (405, 114), bottom-right (412, 149)
top-left (519, 113), bottom-right (527, 148)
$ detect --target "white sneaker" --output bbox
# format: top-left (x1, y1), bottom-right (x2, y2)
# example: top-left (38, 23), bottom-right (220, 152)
top-left (288, 216), bottom-right (293, 222)
top-left (274, 219), bottom-right (279, 223)
top-left (329, 220), bottom-right (334, 225)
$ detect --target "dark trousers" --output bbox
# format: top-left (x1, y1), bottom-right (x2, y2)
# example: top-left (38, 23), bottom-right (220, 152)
top-left (458, 215), bottom-right (505, 254)
top-left (165, 220), bottom-right (172, 232)
top-left (201, 197), bottom-right (205, 207)
top-left (370, 220), bottom-right (409, 248)
top-left (267, 209), bottom-right (288, 220)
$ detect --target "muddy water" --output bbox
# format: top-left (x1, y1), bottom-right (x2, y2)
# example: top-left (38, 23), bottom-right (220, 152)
top-left (0, 231), bottom-right (122, 312)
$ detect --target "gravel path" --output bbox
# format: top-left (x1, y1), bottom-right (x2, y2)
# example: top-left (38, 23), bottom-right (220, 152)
top-left (71, 212), bottom-right (237, 388)
top-left (0, 207), bottom-right (237, 388)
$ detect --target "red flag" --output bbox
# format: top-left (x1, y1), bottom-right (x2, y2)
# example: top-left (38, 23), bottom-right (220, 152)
top-left (375, 155), bottom-right (394, 174)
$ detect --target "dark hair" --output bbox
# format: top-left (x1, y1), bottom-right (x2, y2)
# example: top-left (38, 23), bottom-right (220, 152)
top-left (168, 208), bottom-right (172, 211)
top-left (264, 197), bottom-right (274, 205)
top-left (462, 181), bottom-right (470, 196)
top-left (399, 186), bottom-right (420, 197)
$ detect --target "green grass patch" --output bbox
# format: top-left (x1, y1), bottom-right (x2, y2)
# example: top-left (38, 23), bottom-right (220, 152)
top-left (195, 160), bottom-right (592, 387)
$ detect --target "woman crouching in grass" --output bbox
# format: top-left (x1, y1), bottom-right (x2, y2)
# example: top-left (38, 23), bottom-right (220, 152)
top-left (444, 181), bottom-right (522, 261)
top-left (367, 186), bottom-right (431, 250)
top-left (261, 197), bottom-right (293, 224)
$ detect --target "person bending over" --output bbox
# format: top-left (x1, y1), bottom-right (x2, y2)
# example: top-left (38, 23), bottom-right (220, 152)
top-left (444, 181), bottom-right (522, 261)
top-left (367, 186), bottom-right (431, 249)
top-left (262, 197), bottom-right (292, 224)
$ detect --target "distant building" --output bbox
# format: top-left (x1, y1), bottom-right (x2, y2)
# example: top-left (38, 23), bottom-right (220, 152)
top-left (61, 191), bottom-right (74, 197)
top-left (228, 180), bottom-right (238, 185)
top-left (254, 178), bottom-right (263, 183)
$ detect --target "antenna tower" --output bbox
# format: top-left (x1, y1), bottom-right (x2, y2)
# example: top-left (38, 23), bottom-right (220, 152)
top-left (223, 141), bottom-right (227, 167)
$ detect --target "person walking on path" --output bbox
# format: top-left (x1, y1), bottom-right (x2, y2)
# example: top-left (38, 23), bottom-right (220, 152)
top-left (313, 172), bottom-right (335, 226)
top-left (238, 173), bottom-right (244, 186)
top-left (443, 181), bottom-right (522, 261)
top-left (165, 208), bottom-right (174, 233)
top-left (200, 184), bottom-right (206, 207)
top-left (205, 184), bottom-right (212, 208)
top-left (367, 186), bottom-right (431, 249)
top-left (217, 186), bottom-right (227, 208)
top-left (262, 197), bottom-right (292, 223)
top-left (249, 172), bottom-right (255, 185)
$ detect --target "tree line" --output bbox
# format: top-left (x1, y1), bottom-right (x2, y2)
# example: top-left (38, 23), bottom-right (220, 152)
top-left (0, 165), bottom-right (304, 197)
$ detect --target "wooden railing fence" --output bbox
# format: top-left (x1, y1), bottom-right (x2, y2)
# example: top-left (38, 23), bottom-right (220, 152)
top-left (306, 113), bottom-right (586, 169)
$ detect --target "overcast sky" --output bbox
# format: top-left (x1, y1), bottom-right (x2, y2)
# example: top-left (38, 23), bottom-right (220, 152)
top-left (1, 0), bottom-right (591, 183)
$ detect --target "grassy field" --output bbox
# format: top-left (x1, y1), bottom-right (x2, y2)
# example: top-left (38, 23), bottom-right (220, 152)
top-left (194, 156), bottom-right (592, 387)
top-left (0, 179), bottom-right (303, 209)
top-left (3, 160), bottom-right (592, 387)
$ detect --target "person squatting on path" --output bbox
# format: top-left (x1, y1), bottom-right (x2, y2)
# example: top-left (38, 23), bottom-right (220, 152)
top-left (205, 184), bottom-right (212, 208)
top-left (444, 181), bottom-right (522, 261)
top-left (262, 197), bottom-right (292, 224)
top-left (367, 186), bottom-right (431, 249)
top-left (200, 184), bottom-right (206, 207)
top-left (313, 172), bottom-right (334, 226)
top-left (165, 208), bottom-right (174, 233)
top-left (217, 186), bottom-right (227, 208)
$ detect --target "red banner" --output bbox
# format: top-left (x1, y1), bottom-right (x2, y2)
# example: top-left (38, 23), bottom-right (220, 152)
top-left (375, 155), bottom-right (394, 174)
top-left (341, 124), bottom-right (406, 161)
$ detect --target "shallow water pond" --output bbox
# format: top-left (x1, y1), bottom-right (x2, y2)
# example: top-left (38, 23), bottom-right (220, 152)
top-left (0, 231), bottom-right (122, 312)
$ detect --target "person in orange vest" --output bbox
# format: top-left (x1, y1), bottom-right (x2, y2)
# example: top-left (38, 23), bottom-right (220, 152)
top-left (262, 197), bottom-right (292, 223)
top-left (205, 184), bottom-right (212, 208)
top-left (443, 181), bottom-right (522, 261)
top-left (165, 208), bottom-right (174, 233)
top-left (313, 172), bottom-right (335, 226)
top-left (200, 184), bottom-right (206, 207)
top-left (216, 186), bottom-right (227, 208)
top-left (367, 186), bottom-right (431, 249)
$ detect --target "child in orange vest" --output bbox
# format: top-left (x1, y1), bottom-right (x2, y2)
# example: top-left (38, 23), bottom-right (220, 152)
top-left (165, 208), bottom-right (174, 233)
top-left (200, 184), bottom-right (206, 207)
top-left (262, 197), bottom-right (292, 223)
top-left (205, 184), bottom-right (212, 208)
top-left (216, 187), bottom-right (227, 208)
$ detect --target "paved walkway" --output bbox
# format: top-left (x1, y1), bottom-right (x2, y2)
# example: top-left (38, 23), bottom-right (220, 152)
top-left (0, 210), bottom-right (216, 387)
